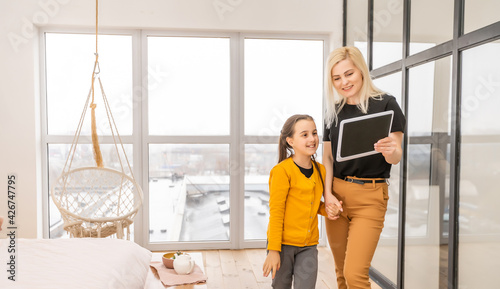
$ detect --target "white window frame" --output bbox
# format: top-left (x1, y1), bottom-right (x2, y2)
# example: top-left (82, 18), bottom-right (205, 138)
top-left (40, 27), bottom-right (329, 251)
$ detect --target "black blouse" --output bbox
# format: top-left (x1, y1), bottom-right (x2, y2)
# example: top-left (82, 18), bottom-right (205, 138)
top-left (323, 94), bottom-right (406, 179)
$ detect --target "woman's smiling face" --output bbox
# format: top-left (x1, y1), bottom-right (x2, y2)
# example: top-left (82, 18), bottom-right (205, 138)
top-left (331, 58), bottom-right (363, 104)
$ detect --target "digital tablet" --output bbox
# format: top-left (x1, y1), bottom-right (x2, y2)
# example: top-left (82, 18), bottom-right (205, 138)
top-left (336, 110), bottom-right (394, 162)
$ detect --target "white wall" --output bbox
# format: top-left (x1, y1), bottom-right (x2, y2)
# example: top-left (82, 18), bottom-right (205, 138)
top-left (0, 0), bottom-right (343, 238)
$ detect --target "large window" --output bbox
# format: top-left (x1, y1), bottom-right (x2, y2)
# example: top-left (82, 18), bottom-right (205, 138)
top-left (42, 31), bottom-right (327, 250)
top-left (147, 36), bottom-right (230, 136)
top-left (146, 35), bottom-right (231, 245)
top-left (44, 32), bottom-right (134, 239)
top-left (243, 38), bottom-right (324, 241)
top-left (148, 144), bottom-right (230, 242)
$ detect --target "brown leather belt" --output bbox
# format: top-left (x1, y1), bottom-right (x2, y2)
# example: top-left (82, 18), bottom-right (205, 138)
top-left (344, 177), bottom-right (386, 185)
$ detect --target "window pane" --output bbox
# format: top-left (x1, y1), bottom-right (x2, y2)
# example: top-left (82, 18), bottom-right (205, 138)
top-left (373, 0), bottom-right (404, 68)
top-left (244, 144), bottom-right (324, 241)
top-left (149, 144), bottom-right (230, 242)
top-left (410, 0), bottom-right (453, 55)
top-left (347, 0), bottom-right (368, 61)
top-left (244, 144), bottom-right (276, 240)
top-left (374, 72), bottom-right (402, 104)
top-left (148, 37), bottom-right (230, 135)
top-left (371, 72), bottom-right (403, 284)
top-left (461, 42), bottom-right (500, 136)
top-left (406, 144), bottom-right (432, 238)
top-left (459, 42), bottom-right (500, 289)
top-left (46, 33), bottom-right (133, 135)
top-left (408, 62), bottom-right (444, 137)
top-left (244, 39), bottom-right (323, 136)
top-left (464, 0), bottom-right (500, 34)
top-left (405, 56), bottom-right (452, 289)
top-left (48, 144), bottom-right (133, 239)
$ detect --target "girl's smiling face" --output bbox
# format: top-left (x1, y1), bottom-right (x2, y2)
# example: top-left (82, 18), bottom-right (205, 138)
top-left (331, 58), bottom-right (363, 104)
top-left (286, 119), bottom-right (319, 157)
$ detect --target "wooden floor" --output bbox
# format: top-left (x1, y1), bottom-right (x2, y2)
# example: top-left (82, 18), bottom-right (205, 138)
top-left (178, 247), bottom-right (382, 289)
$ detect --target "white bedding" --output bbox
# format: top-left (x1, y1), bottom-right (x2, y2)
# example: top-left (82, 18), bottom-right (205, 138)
top-left (0, 238), bottom-right (152, 289)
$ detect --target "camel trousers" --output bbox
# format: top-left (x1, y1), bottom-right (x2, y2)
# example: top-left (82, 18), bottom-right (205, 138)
top-left (325, 177), bottom-right (389, 289)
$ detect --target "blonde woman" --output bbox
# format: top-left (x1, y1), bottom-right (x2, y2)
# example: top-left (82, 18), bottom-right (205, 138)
top-left (322, 46), bottom-right (406, 289)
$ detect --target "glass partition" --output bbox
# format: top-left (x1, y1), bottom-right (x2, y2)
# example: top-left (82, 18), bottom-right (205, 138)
top-left (371, 72), bottom-right (403, 284)
top-left (373, 0), bottom-right (404, 68)
top-left (343, 0), bottom-right (500, 286)
top-left (405, 56), bottom-right (452, 289)
top-left (346, 0), bottom-right (369, 61)
top-left (410, 0), bottom-right (453, 55)
top-left (464, 0), bottom-right (500, 34)
top-left (459, 41), bottom-right (500, 289)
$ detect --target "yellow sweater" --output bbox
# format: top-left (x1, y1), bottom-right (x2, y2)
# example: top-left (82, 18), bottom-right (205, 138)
top-left (266, 157), bottom-right (327, 251)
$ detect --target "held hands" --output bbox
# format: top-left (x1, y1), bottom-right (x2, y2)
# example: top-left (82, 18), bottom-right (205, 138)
top-left (263, 250), bottom-right (281, 279)
top-left (325, 194), bottom-right (343, 220)
top-left (326, 201), bottom-right (343, 220)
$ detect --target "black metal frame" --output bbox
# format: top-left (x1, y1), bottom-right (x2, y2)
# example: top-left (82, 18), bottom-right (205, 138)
top-left (367, 0), bottom-right (374, 71)
top-left (447, 1), bottom-right (464, 288)
top-left (370, 267), bottom-right (397, 288)
top-left (342, 0), bottom-right (347, 46)
top-left (343, 0), bottom-right (500, 288)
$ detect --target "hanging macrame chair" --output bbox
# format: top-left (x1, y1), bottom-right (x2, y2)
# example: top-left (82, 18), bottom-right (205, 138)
top-left (50, 0), bottom-right (143, 240)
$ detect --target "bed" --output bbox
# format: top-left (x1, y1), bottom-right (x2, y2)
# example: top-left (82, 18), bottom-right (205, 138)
top-left (0, 238), bottom-right (152, 289)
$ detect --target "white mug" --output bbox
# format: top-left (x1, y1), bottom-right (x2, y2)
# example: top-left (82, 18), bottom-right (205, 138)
top-left (173, 254), bottom-right (195, 275)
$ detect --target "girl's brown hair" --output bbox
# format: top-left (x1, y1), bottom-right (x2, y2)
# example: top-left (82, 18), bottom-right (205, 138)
top-left (278, 114), bottom-right (324, 189)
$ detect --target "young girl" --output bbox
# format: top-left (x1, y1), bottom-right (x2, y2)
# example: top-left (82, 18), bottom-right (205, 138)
top-left (263, 114), bottom-right (339, 289)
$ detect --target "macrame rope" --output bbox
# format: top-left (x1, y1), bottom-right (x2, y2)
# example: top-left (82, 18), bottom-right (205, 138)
top-left (90, 0), bottom-right (103, 168)
top-left (50, 0), bottom-right (143, 240)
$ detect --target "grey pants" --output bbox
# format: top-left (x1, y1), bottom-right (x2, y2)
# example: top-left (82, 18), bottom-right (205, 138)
top-left (271, 244), bottom-right (318, 289)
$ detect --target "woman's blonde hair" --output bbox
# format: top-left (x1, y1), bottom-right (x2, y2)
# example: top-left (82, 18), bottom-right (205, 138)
top-left (324, 46), bottom-right (384, 128)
